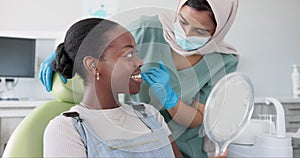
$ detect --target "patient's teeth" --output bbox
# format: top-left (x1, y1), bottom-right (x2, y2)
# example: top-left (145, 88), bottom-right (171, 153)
top-left (131, 74), bottom-right (141, 79)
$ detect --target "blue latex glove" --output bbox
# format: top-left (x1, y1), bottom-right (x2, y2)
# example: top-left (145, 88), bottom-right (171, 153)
top-left (141, 61), bottom-right (178, 109)
top-left (39, 51), bottom-right (67, 92)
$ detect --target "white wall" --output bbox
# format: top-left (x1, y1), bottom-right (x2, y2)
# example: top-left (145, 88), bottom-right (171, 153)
top-left (0, 0), bottom-right (299, 99)
top-left (0, 0), bottom-right (82, 31)
top-left (226, 0), bottom-right (300, 97)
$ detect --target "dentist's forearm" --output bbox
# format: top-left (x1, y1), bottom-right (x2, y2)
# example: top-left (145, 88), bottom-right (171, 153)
top-left (167, 99), bottom-right (204, 128)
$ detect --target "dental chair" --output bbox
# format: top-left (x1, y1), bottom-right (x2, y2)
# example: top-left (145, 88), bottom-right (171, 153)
top-left (2, 73), bottom-right (83, 157)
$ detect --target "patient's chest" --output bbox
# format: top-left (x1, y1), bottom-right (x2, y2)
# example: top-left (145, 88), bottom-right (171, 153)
top-left (74, 105), bottom-right (152, 140)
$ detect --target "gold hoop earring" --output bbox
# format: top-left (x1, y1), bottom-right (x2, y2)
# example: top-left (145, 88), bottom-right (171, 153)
top-left (96, 73), bottom-right (100, 80)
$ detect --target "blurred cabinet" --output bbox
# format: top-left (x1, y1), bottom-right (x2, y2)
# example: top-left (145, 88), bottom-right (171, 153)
top-left (253, 97), bottom-right (300, 158)
top-left (0, 101), bottom-right (46, 157)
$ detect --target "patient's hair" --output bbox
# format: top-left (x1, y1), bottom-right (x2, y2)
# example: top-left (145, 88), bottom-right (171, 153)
top-left (184, 0), bottom-right (217, 26)
top-left (52, 18), bottom-right (120, 83)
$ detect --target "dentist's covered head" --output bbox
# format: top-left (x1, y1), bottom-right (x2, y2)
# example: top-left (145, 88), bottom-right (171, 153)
top-left (159, 0), bottom-right (239, 56)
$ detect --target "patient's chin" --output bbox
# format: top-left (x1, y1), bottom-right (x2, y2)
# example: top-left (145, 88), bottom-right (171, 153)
top-left (129, 89), bottom-right (140, 94)
top-left (129, 86), bottom-right (140, 94)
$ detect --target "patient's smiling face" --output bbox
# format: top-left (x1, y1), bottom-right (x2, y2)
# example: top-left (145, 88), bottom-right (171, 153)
top-left (99, 29), bottom-right (143, 95)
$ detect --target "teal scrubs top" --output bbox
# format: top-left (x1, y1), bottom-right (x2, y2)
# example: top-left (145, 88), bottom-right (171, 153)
top-left (125, 15), bottom-right (238, 158)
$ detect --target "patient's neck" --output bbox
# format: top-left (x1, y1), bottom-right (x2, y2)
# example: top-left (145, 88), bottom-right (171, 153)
top-left (81, 87), bottom-right (120, 110)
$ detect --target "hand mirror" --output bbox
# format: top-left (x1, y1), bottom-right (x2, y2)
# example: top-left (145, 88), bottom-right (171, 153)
top-left (203, 72), bottom-right (254, 156)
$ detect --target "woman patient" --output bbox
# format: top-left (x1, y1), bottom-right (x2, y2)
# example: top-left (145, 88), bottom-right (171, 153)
top-left (43, 18), bottom-right (182, 157)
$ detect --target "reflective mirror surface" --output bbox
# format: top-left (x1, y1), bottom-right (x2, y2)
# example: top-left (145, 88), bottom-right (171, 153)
top-left (203, 72), bottom-right (254, 156)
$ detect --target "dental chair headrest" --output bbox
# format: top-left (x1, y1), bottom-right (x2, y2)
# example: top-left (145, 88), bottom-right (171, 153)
top-left (51, 73), bottom-right (84, 104)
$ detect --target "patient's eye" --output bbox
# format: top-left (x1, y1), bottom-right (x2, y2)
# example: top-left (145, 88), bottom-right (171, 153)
top-left (124, 48), bottom-right (138, 59)
top-left (126, 52), bottom-right (133, 58)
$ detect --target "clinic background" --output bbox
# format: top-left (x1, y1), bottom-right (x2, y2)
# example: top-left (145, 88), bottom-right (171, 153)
top-left (0, 0), bottom-right (299, 100)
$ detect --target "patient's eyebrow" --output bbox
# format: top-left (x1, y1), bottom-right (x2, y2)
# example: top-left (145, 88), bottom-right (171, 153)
top-left (121, 45), bottom-right (135, 50)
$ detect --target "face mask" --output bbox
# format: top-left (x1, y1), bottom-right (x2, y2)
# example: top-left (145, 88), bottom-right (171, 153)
top-left (173, 21), bottom-right (211, 51)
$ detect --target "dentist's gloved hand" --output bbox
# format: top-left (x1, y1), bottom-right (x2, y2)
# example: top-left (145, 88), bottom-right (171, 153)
top-left (39, 51), bottom-right (67, 92)
top-left (141, 61), bottom-right (178, 109)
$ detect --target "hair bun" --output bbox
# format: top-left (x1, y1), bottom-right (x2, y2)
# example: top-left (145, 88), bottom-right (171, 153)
top-left (52, 43), bottom-right (74, 79)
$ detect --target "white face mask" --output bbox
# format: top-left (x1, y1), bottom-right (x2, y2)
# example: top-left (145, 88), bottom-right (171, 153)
top-left (173, 21), bottom-right (211, 51)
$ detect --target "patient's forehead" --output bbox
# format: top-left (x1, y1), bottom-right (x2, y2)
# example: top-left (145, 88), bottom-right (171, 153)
top-left (107, 32), bottom-right (135, 49)
top-left (104, 30), bottom-right (136, 57)
top-left (105, 25), bottom-right (128, 41)
top-left (85, 25), bottom-right (130, 59)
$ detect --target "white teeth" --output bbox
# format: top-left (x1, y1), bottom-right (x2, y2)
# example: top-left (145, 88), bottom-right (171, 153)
top-left (131, 74), bottom-right (141, 79)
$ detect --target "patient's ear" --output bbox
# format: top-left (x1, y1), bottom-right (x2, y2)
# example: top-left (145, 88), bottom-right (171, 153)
top-left (83, 56), bottom-right (98, 73)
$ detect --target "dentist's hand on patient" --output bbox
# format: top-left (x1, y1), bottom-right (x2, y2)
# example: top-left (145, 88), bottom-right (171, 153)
top-left (142, 61), bottom-right (178, 109)
top-left (39, 51), bottom-right (67, 92)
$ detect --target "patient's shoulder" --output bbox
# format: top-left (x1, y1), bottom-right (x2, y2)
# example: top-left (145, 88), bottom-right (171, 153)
top-left (45, 113), bottom-right (74, 133)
